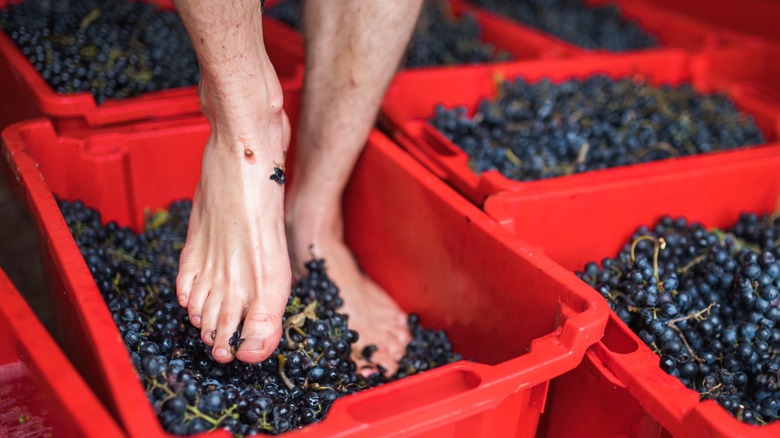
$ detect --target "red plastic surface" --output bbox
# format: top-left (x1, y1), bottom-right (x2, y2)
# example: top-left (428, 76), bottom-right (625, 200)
top-left (467, 0), bottom-right (740, 55)
top-left (381, 50), bottom-right (780, 206)
top-left (0, 268), bottom-right (125, 438)
top-left (0, 0), bottom-right (304, 132)
top-left (1, 115), bottom-right (608, 436)
top-left (692, 44), bottom-right (780, 109)
top-left (483, 147), bottom-right (780, 437)
top-left (483, 144), bottom-right (780, 272)
top-left (633, 0), bottom-right (780, 43)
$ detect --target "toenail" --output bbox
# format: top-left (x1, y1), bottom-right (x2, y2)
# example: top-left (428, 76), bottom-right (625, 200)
top-left (178, 295), bottom-right (188, 304)
top-left (191, 315), bottom-right (201, 325)
top-left (210, 330), bottom-right (217, 340)
top-left (239, 337), bottom-right (264, 351)
top-left (214, 348), bottom-right (229, 359)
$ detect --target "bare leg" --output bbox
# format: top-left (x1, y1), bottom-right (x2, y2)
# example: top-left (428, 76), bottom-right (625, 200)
top-left (286, 0), bottom-right (424, 375)
top-left (173, 1), bottom-right (291, 364)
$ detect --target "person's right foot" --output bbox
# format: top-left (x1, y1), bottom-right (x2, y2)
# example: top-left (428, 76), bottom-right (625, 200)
top-left (176, 72), bottom-right (293, 365)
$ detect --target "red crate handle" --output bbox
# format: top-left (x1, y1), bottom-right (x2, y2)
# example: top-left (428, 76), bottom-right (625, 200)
top-left (393, 129), bottom-right (450, 180)
top-left (589, 315), bottom-right (703, 436)
top-left (288, 290), bottom-right (607, 435)
top-left (393, 121), bottom-right (490, 204)
top-left (291, 336), bottom-right (590, 435)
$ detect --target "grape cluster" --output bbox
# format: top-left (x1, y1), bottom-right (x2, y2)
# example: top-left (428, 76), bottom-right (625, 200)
top-left (578, 213), bottom-right (780, 425)
top-left (404, 0), bottom-right (511, 69)
top-left (0, 0), bottom-right (199, 104)
top-left (266, 0), bottom-right (511, 69)
top-left (471, 0), bottom-right (658, 51)
top-left (430, 75), bottom-right (765, 182)
top-left (58, 198), bottom-right (462, 435)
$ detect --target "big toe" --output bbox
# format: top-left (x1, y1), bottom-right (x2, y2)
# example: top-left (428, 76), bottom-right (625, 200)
top-left (368, 349), bottom-right (400, 377)
top-left (235, 305), bottom-right (283, 364)
top-left (388, 323), bottom-right (412, 360)
top-left (387, 328), bottom-right (411, 360)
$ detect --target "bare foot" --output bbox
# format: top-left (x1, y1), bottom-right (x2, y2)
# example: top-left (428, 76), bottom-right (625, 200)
top-left (176, 73), bottom-right (292, 364)
top-left (286, 204), bottom-right (411, 376)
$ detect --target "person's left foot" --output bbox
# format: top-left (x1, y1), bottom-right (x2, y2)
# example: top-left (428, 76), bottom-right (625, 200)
top-left (286, 203), bottom-right (411, 376)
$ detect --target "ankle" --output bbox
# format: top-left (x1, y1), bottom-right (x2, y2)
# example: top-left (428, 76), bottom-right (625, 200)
top-left (199, 65), bottom-right (285, 130)
top-left (286, 204), bottom-right (343, 262)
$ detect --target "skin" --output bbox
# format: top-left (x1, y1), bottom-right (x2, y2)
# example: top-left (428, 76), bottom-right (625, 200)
top-left (287, 0), bottom-right (424, 375)
top-left (173, 0), bottom-right (423, 374)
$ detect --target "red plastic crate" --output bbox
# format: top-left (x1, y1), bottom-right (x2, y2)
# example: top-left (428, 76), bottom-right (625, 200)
top-left (633, 0), bottom-right (780, 43)
top-left (482, 147), bottom-right (780, 437)
top-left (0, 268), bottom-right (125, 438)
top-left (466, 0), bottom-right (740, 55)
top-left (1, 115), bottom-right (608, 436)
top-left (0, 0), bottom-right (304, 132)
top-left (380, 50), bottom-right (780, 206)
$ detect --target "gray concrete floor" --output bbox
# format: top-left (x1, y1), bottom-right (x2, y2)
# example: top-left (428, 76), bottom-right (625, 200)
top-left (0, 168), bottom-right (52, 332)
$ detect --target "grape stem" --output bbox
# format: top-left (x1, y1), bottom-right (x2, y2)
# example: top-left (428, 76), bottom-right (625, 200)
top-left (678, 253), bottom-right (708, 275)
top-left (666, 303), bottom-right (718, 363)
top-left (503, 147), bottom-right (522, 166)
top-left (630, 235), bottom-right (667, 284)
top-left (667, 302), bottom-right (718, 326)
top-left (80, 8), bottom-right (102, 30)
top-left (574, 141), bottom-right (590, 165)
top-left (284, 301), bottom-right (318, 349)
top-left (277, 354), bottom-right (295, 390)
top-left (700, 382), bottom-right (722, 396)
top-left (668, 324), bottom-right (701, 363)
top-left (107, 247), bottom-right (150, 268)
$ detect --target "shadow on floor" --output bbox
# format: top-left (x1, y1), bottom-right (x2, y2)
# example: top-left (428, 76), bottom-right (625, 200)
top-left (0, 166), bottom-right (53, 332)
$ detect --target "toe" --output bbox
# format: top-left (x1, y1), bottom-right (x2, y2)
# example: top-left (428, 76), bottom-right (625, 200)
top-left (385, 333), bottom-right (407, 362)
top-left (353, 356), bottom-right (379, 378)
top-left (187, 277), bottom-right (210, 328)
top-left (370, 349), bottom-right (400, 376)
top-left (199, 292), bottom-right (222, 346)
top-left (175, 259), bottom-right (197, 308)
top-left (391, 326), bottom-right (412, 352)
top-left (235, 302), bottom-right (283, 364)
top-left (212, 300), bottom-right (243, 363)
